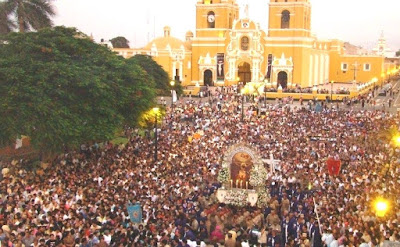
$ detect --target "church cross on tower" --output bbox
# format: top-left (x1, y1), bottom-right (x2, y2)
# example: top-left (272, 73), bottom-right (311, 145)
top-left (244, 4), bottom-right (249, 19)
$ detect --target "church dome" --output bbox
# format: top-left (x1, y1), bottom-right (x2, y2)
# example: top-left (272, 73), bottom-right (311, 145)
top-left (185, 31), bottom-right (194, 42)
top-left (144, 26), bottom-right (190, 50)
top-left (185, 31), bottom-right (194, 37)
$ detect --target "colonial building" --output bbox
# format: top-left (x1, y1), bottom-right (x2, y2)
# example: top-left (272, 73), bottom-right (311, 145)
top-left (114, 0), bottom-right (392, 89)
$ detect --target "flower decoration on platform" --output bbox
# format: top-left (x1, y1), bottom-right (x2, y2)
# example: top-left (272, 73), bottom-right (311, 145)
top-left (224, 189), bottom-right (248, 207)
top-left (249, 165), bottom-right (268, 187)
top-left (218, 167), bottom-right (229, 183)
top-left (256, 188), bottom-right (269, 208)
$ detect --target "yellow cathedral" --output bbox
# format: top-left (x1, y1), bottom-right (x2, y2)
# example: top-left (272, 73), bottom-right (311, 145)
top-left (113, 0), bottom-right (389, 90)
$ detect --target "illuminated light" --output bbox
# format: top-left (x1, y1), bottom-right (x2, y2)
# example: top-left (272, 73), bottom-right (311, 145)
top-left (308, 182), bottom-right (312, 190)
top-left (393, 135), bottom-right (400, 147)
top-left (374, 199), bottom-right (389, 217)
top-left (170, 80), bottom-right (175, 86)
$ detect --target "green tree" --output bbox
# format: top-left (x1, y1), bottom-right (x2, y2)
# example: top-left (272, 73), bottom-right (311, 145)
top-left (110, 36), bottom-right (130, 48)
top-left (396, 49), bottom-right (400, 57)
top-left (0, 0), bottom-right (55, 34)
top-left (128, 54), bottom-right (183, 96)
top-left (0, 26), bottom-right (155, 157)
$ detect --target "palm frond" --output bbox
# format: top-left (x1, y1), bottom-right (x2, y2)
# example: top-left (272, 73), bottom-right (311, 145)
top-left (0, 1), bottom-right (16, 34)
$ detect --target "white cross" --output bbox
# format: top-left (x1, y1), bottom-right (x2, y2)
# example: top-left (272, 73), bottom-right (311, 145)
top-left (263, 153), bottom-right (281, 173)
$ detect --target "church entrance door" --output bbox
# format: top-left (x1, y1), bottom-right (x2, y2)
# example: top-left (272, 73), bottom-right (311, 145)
top-left (238, 62), bottom-right (251, 85)
top-left (204, 70), bottom-right (213, 86)
top-left (277, 71), bottom-right (288, 89)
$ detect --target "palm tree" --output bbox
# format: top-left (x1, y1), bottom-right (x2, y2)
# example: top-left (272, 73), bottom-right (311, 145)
top-left (0, 2), bottom-right (15, 34)
top-left (0, 0), bottom-right (55, 34)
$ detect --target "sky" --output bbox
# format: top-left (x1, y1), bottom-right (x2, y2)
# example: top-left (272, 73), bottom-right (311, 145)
top-left (53, 0), bottom-right (400, 51)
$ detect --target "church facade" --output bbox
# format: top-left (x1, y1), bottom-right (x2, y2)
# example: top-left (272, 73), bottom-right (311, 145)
top-left (114, 0), bottom-right (388, 89)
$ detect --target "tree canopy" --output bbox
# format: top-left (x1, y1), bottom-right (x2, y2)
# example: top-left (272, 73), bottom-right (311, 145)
top-left (0, 0), bottom-right (55, 34)
top-left (396, 49), bottom-right (400, 57)
top-left (0, 26), bottom-right (156, 155)
top-left (110, 36), bottom-right (130, 48)
top-left (127, 54), bottom-right (182, 96)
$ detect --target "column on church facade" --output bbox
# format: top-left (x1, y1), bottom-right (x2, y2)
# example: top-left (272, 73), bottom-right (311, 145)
top-left (320, 54), bottom-right (324, 85)
top-left (324, 55), bottom-right (330, 83)
top-left (172, 61), bottom-right (176, 79)
top-left (314, 54), bottom-right (319, 86)
top-left (179, 61), bottom-right (183, 82)
top-left (309, 54), bottom-right (314, 87)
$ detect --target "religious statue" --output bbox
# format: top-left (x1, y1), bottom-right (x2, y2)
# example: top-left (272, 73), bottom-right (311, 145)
top-left (231, 152), bottom-right (253, 187)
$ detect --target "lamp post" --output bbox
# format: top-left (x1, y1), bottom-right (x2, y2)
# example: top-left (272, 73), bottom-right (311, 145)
top-left (170, 80), bottom-right (175, 108)
top-left (330, 80), bottom-right (334, 103)
top-left (241, 88), bottom-right (245, 122)
top-left (264, 88), bottom-right (267, 108)
top-left (153, 107), bottom-right (159, 163)
top-left (372, 77), bottom-right (378, 95)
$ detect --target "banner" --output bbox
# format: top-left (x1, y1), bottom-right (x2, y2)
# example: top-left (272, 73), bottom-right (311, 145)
top-left (127, 203), bottom-right (142, 223)
top-left (217, 53), bottom-right (225, 81)
top-left (326, 158), bottom-right (341, 176)
top-left (171, 90), bottom-right (177, 103)
top-left (383, 241), bottom-right (400, 247)
top-left (266, 54), bottom-right (273, 80)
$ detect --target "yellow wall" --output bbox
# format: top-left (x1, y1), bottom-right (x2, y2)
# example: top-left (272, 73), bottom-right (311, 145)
top-left (112, 0), bottom-right (387, 89)
top-left (195, 1), bottom-right (239, 38)
top-left (268, 0), bottom-right (311, 38)
top-left (329, 55), bottom-right (384, 84)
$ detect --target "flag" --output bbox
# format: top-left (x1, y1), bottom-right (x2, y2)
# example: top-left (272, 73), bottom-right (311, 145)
top-left (15, 134), bottom-right (22, 149)
top-left (326, 158), bottom-right (341, 176)
top-left (127, 203), bottom-right (142, 223)
top-left (193, 133), bottom-right (201, 139)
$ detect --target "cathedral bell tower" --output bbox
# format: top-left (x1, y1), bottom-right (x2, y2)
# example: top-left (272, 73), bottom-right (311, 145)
top-left (268, 0), bottom-right (311, 38)
top-left (195, 0), bottom-right (239, 38)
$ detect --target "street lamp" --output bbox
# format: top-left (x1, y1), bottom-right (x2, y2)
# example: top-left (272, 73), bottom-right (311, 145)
top-left (170, 80), bottom-right (175, 108)
top-left (241, 88), bottom-right (245, 122)
top-left (381, 73), bottom-right (385, 88)
top-left (153, 107), bottom-right (159, 163)
top-left (392, 135), bottom-right (400, 147)
top-left (330, 80), bottom-right (334, 103)
top-left (264, 86), bottom-right (267, 108)
top-left (372, 77), bottom-right (378, 94)
top-left (374, 198), bottom-right (389, 217)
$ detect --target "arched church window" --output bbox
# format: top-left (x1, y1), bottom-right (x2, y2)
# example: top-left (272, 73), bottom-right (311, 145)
top-left (241, 36), bottom-right (249, 51)
top-left (207, 11), bottom-right (215, 28)
top-left (281, 10), bottom-right (290, 29)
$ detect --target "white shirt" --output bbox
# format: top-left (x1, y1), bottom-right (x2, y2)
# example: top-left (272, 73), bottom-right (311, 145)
top-left (322, 233), bottom-right (334, 246)
top-left (104, 234), bottom-right (112, 245)
top-left (186, 240), bottom-right (197, 247)
top-left (241, 241), bottom-right (250, 247)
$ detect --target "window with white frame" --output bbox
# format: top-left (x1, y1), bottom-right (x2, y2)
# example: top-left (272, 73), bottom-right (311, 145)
top-left (341, 63), bottom-right (348, 71)
top-left (364, 63), bottom-right (371, 71)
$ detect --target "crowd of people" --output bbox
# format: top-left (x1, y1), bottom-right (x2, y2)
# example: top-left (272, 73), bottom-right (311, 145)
top-left (1, 87), bottom-right (400, 247)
